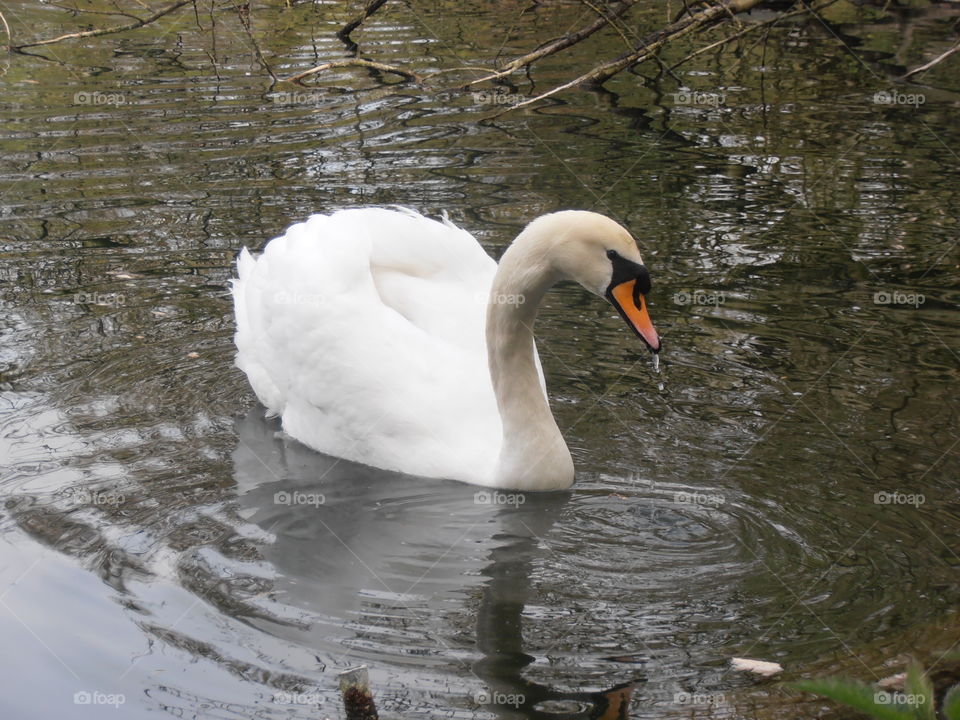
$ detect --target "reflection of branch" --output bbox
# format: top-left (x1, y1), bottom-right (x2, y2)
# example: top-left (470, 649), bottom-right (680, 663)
top-left (902, 40), bottom-right (960, 79)
top-left (338, 0), bottom-right (389, 42)
top-left (284, 58), bottom-right (419, 86)
top-left (231, 0), bottom-right (276, 83)
top-left (465, 0), bottom-right (637, 87)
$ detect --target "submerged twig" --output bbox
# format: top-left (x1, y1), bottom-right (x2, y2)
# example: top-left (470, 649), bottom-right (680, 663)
top-left (12, 0), bottom-right (192, 49)
top-left (284, 58), bottom-right (419, 86)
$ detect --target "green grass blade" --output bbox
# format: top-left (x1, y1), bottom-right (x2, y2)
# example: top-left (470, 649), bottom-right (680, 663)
top-left (793, 678), bottom-right (912, 720)
top-left (904, 662), bottom-right (936, 720)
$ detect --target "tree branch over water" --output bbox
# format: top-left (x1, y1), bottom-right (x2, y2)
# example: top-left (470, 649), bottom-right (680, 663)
top-left (11, 0), bottom-right (193, 49)
top-left (8, 0), bottom-right (943, 112)
top-left (464, 0), bottom-right (638, 87)
top-left (282, 0), bottom-right (844, 114)
top-left (502, 0), bottom-right (770, 111)
top-left (286, 0), bottom-right (838, 114)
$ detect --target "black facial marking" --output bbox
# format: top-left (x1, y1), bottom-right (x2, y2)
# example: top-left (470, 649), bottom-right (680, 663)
top-left (606, 249), bottom-right (651, 295)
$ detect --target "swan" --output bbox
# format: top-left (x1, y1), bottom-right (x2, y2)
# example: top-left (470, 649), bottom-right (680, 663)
top-left (232, 207), bottom-right (660, 491)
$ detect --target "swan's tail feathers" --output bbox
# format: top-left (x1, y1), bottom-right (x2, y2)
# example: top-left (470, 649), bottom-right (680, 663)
top-left (236, 246), bottom-right (257, 280)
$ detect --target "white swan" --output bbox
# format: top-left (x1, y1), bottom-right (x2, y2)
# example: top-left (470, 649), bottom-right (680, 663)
top-left (232, 207), bottom-right (660, 491)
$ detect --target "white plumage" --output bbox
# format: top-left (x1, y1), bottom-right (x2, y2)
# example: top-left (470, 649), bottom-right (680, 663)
top-left (233, 207), bottom-right (659, 490)
top-left (234, 208), bottom-right (513, 485)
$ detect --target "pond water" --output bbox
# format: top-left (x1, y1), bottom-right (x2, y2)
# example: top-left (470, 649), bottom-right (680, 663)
top-left (1, 2), bottom-right (958, 718)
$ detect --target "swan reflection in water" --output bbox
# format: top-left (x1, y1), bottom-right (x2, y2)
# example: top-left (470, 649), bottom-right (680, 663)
top-left (233, 408), bottom-right (639, 719)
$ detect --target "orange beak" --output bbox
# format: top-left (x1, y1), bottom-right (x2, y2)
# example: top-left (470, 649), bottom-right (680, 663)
top-left (608, 279), bottom-right (660, 353)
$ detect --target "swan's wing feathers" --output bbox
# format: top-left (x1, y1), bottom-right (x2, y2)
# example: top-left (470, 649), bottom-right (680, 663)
top-left (231, 207), bottom-right (501, 484)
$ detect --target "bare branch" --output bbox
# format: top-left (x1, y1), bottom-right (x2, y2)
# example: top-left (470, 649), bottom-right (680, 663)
top-left (284, 58), bottom-right (419, 86)
top-left (504, 0), bottom-right (766, 112)
top-left (13, 0), bottom-right (192, 49)
top-left (901, 40), bottom-right (960, 79)
top-left (465, 0), bottom-right (638, 87)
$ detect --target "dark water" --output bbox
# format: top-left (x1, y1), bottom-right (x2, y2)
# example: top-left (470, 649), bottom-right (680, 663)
top-left (1, 2), bottom-right (959, 718)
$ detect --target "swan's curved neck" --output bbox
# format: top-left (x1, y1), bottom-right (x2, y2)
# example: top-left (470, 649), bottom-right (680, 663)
top-left (486, 231), bottom-right (574, 491)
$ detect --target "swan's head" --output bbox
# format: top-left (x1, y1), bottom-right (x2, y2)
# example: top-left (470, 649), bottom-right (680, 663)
top-left (526, 210), bottom-right (661, 353)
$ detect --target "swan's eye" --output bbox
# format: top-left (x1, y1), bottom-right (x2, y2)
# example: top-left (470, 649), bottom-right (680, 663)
top-left (606, 249), bottom-right (617, 260)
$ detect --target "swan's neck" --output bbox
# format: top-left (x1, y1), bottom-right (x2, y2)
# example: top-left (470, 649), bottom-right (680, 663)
top-left (486, 234), bottom-right (574, 491)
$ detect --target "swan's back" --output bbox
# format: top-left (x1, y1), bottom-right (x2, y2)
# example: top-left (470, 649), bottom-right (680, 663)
top-left (232, 208), bottom-right (503, 485)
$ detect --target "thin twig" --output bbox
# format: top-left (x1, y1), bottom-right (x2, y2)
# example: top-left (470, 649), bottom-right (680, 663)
top-left (284, 58), bottom-right (419, 86)
top-left (12, 0), bottom-right (192, 49)
top-left (901, 39), bottom-right (960, 79)
top-left (0, 10), bottom-right (11, 52)
top-left (465, 0), bottom-right (638, 87)
top-left (581, 0), bottom-right (633, 50)
top-left (338, 0), bottom-right (389, 41)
